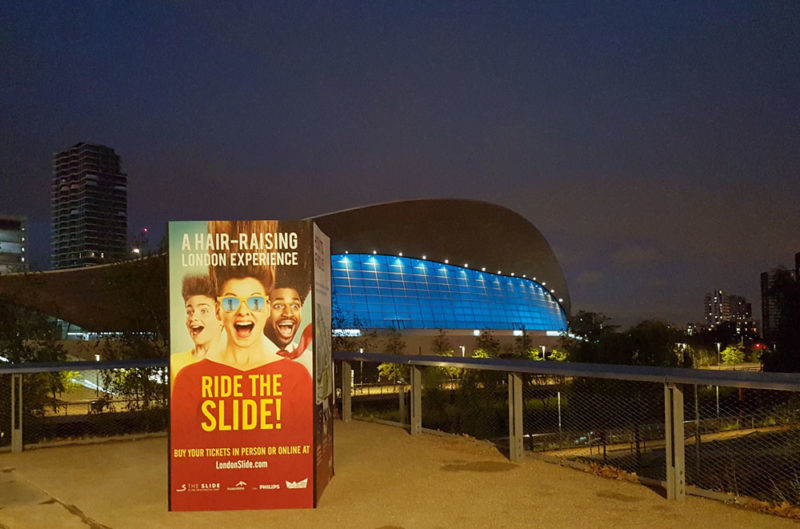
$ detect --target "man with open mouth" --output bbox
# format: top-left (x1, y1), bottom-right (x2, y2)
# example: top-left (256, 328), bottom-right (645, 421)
top-left (171, 274), bottom-right (223, 384)
top-left (265, 287), bottom-right (303, 352)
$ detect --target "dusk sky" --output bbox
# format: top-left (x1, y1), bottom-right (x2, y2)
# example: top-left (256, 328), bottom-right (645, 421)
top-left (2, 2), bottom-right (798, 327)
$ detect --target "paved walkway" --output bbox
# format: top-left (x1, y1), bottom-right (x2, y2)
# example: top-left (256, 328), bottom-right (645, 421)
top-left (0, 420), bottom-right (795, 529)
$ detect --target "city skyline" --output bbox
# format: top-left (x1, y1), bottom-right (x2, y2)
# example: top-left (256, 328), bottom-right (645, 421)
top-left (2, 2), bottom-right (798, 327)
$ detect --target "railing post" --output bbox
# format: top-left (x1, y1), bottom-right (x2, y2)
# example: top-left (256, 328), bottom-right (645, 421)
top-left (508, 372), bottom-right (523, 461)
top-left (664, 383), bottom-right (685, 501)
top-left (11, 374), bottom-right (23, 453)
top-left (341, 360), bottom-right (352, 422)
top-left (398, 388), bottom-right (407, 424)
top-left (410, 365), bottom-right (422, 435)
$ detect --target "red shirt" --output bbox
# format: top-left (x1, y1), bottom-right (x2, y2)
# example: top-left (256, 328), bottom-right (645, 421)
top-left (170, 358), bottom-right (313, 510)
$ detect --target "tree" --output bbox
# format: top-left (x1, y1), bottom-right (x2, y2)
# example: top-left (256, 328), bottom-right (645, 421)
top-left (377, 328), bottom-right (408, 383)
top-left (512, 327), bottom-right (536, 359)
top-left (431, 329), bottom-right (453, 355)
top-left (0, 298), bottom-right (62, 362)
top-left (101, 332), bottom-right (168, 410)
top-left (568, 310), bottom-right (617, 343)
top-left (626, 320), bottom-right (682, 368)
top-left (383, 328), bottom-right (406, 355)
top-left (563, 312), bottom-right (683, 368)
top-left (331, 302), bottom-right (350, 353)
top-left (427, 330), bottom-right (461, 380)
top-left (331, 301), bottom-right (379, 355)
top-left (721, 344), bottom-right (745, 368)
top-left (474, 329), bottom-right (501, 358)
top-left (377, 362), bottom-right (408, 383)
top-left (0, 298), bottom-right (68, 417)
top-left (561, 311), bottom-right (618, 363)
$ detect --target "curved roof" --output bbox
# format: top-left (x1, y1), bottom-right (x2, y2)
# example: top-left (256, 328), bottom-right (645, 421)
top-left (0, 199), bottom-right (569, 332)
top-left (313, 199), bottom-right (570, 313)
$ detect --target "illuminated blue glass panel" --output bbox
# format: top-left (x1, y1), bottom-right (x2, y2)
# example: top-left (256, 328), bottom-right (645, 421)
top-left (332, 254), bottom-right (567, 331)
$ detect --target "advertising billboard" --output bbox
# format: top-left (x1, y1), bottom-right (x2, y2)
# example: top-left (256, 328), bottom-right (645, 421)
top-left (169, 220), bottom-right (331, 511)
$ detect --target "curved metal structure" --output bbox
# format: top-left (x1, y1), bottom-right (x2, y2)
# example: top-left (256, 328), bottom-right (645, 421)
top-left (0, 255), bottom-right (167, 333)
top-left (314, 198), bottom-right (570, 314)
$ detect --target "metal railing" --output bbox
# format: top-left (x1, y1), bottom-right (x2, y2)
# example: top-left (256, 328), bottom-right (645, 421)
top-left (0, 359), bottom-right (168, 450)
top-left (335, 352), bottom-right (800, 507)
top-left (2, 353), bottom-right (798, 510)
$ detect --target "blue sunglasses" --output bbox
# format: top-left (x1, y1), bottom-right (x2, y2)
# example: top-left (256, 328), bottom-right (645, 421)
top-left (217, 295), bottom-right (267, 312)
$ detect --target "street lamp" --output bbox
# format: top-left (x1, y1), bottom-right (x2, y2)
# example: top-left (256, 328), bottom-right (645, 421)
top-left (459, 345), bottom-right (465, 357)
top-left (676, 342), bottom-right (687, 366)
top-left (359, 348), bottom-right (364, 387)
top-left (94, 354), bottom-right (101, 397)
top-left (540, 345), bottom-right (546, 360)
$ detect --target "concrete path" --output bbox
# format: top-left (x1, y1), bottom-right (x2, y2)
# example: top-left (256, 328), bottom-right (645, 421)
top-left (0, 420), bottom-right (795, 529)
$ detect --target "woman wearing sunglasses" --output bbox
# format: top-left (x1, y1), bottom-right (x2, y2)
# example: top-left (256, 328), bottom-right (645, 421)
top-left (212, 267), bottom-right (282, 369)
top-left (203, 219), bottom-right (283, 369)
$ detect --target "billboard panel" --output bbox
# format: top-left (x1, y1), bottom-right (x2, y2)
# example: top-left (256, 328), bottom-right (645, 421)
top-left (169, 220), bottom-right (330, 511)
top-left (312, 224), bottom-right (334, 501)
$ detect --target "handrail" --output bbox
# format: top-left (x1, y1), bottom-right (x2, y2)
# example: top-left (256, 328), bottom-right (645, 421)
top-left (333, 351), bottom-right (800, 392)
top-left (0, 358), bottom-right (168, 374)
top-left (1, 353), bottom-right (797, 393)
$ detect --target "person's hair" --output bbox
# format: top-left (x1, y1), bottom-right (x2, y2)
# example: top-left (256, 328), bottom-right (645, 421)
top-left (271, 220), bottom-right (311, 303)
top-left (207, 220), bottom-right (278, 295)
top-left (213, 265), bottom-right (273, 295)
top-left (182, 275), bottom-right (215, 301)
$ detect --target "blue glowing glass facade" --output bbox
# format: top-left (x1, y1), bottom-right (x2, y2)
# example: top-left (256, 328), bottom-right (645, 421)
top-left (332, 254), bottom-right (567, 331)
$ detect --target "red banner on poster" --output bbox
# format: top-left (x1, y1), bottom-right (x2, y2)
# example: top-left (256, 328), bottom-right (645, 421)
top-left (168, 220), bottom-right (331, 511)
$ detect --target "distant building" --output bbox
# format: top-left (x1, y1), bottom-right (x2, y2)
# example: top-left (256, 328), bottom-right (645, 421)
top-left (0, 215), bottom-right (28, 274)
top-left (704, 290), bottom-right (727, 326)
top-left (685, 322), bottom-right (703, 336)
top-left (761, 272), bottom-right (780, 340)
top-left (699, 289), bottom-right (757, 342)
top-left (51, 143), bottom-right (127, 269)
top-left (761, 252), bottom-right (800, 341)
top-left (704, 289), bottom-right (751, 328)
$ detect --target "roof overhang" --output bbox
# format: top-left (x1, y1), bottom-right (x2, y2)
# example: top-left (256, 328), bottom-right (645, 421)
top-left (0, 255), bottom-right (167, 333)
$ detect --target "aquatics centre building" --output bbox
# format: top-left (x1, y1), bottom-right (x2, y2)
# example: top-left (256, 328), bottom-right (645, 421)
top-left (313, 199), bottom-right (569, 355)
top-left (0, 199), bottom-right (570, 355)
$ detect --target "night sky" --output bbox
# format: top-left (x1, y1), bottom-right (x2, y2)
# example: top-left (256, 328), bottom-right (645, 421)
top-left (2, 2), bottom-right (798, 327)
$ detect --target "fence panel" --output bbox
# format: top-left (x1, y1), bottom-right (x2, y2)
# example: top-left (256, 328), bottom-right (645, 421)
top-left (6, 353), bottom-right (800, 511)
top-left (419, 365), bottom-right (509, 442)
top-left (336, 361), bottom-right (410, 425)
top-left (523, 376), bottom-right (667, 482)
top-left (683, 384), bottom-right (800, 504)
top-left (14, 366), bottom-right (168, 446)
